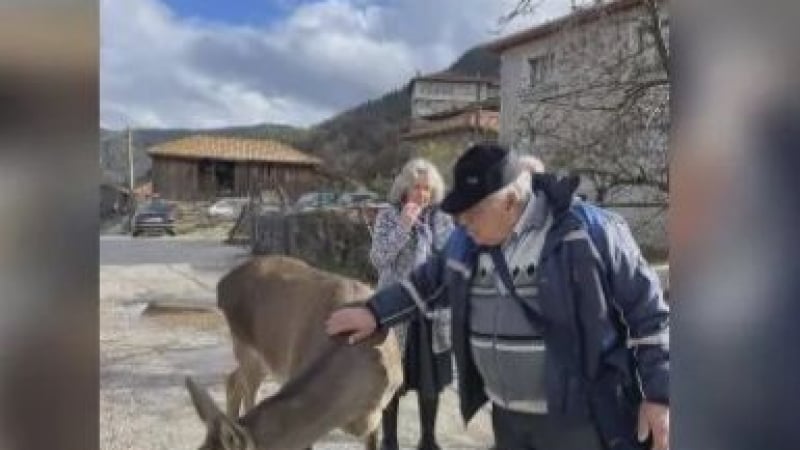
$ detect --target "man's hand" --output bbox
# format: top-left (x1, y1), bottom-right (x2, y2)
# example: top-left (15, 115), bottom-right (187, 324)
top-left (638, 401), bottom-right (669, 450)
top-left (325, 306), bottom-right (378, 344)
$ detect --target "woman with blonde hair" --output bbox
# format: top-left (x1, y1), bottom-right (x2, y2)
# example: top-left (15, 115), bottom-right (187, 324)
top-left (370, 158), bottom-right (453, 450)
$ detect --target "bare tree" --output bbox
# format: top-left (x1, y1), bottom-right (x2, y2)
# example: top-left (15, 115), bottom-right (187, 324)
top-left (503, 0), bottom-right (669, 205)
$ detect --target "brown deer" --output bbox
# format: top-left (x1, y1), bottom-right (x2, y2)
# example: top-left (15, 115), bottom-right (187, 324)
top-left (185, 256), bottom-right (402, 450)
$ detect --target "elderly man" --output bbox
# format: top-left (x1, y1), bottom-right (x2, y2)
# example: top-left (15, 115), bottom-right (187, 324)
top-left (327, 143), bottom-right (669, 450)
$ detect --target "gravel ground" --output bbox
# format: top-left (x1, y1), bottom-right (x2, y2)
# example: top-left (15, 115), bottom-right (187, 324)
top-left (100, 239), bottom-right (493, 449)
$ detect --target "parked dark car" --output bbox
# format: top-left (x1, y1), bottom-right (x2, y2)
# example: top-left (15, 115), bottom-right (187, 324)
top-left (132, 199), bottom-right (175, 236)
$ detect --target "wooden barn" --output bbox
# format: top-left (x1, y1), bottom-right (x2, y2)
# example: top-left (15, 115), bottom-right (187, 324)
top-left (148, 135), bottom-right (324, 201)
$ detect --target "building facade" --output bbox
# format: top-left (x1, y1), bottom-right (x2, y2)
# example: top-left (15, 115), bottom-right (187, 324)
top-left (401, 106), bottom-right (499, 184)
top-left (410, 71), bottom-right (500, 119)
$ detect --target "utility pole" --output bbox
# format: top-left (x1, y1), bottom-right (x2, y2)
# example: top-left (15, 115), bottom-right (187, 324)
top-left (128, 127), bottom-right (134, 194)
top-left (127, 126), bottom-right (135, 234)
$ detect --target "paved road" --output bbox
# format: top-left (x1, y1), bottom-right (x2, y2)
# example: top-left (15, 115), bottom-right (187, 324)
top-left (100, 237), bottom-right (493, 449)
top-left (100, 235), bottom-right (249, 268)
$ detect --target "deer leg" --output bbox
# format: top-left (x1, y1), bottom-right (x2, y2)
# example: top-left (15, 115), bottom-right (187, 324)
top-left (227, 336), bottom-right (258, 418)
top-left (241, 355), bottom-right (267, 412)
top-left (364, 431), bottom-right (379, 450)
top-left (379, 392), bottom-right (400, 450)
top-left (225, 367), bottom-right (244, 418)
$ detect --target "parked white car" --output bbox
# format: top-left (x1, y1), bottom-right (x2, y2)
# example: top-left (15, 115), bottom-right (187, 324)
top-left (208, 198), bottom-right (248, 220)
top-left (294, 192), bottom-right (339, 212)
top-left (338, 191), bottom-right (377, 206)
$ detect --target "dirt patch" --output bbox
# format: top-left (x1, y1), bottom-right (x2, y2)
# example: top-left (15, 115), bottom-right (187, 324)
top-left (142, 300), bottom-right (217, 315)
top-left (143, 311), bottom-right (225, 331)
top-left (140, 300), bottom-right (225, 330)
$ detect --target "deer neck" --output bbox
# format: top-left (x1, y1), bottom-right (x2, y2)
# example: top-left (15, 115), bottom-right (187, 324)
top-left (239, 342), bottom-right (356, 450)
top-left (239, 394), bottom-right (335, 450)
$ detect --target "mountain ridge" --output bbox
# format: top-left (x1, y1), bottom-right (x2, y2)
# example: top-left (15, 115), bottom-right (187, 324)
top-left (101, 45), bottom-right (500, 192)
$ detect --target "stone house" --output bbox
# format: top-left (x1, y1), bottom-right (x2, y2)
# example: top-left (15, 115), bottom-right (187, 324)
top-left (485, 0), bottom-right (670, 255)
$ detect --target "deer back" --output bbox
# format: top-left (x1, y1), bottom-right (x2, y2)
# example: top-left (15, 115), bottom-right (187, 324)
top-left (217, 256), bottom-right (378, 380)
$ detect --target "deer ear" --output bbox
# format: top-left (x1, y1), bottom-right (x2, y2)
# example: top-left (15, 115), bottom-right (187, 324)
top-left (185, 376), bottom-right (223, 424)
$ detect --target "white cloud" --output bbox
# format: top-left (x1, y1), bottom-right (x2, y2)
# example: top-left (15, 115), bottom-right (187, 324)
top-left (101, 0), bottom-right (333, 129)
top-left (100, 0), bottom-right (571, 129)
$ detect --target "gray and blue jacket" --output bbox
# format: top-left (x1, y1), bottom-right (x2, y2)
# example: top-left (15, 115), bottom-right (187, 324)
top-left (468, 186), bottom-right (553, 414)
top-left (365, 174), bottom-right (669, 449)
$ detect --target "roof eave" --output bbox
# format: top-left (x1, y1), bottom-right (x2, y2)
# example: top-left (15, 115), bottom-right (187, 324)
top-left (148, 152), bottom-right (321, 166)
top-left (483, 0), bottom-right (659, 54)
top-left (401, 125), bottom-right (499, 141)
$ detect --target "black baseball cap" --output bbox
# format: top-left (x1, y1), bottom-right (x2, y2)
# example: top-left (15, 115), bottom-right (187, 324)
top-left (440, 143), bottom-right (523, 215)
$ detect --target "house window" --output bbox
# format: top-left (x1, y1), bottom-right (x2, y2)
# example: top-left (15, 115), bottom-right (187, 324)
top-left (634, 15), bottom-right (667, 55)
top-left (433, 83), bottom-right (454, 96)
top-left (659, 16), bottom-right (670, 41)
top-left (528, 53), bottom-right (555, 88)
top-left (627, 21), bottom-right (649, 53)
top-left (636, 24), bottom-right (650, 53)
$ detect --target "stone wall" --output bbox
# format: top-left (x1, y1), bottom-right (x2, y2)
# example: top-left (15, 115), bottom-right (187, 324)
top-left (606, 205), bottom-right (668, 260)
top-left (251, 209), bottom-right (377, 283)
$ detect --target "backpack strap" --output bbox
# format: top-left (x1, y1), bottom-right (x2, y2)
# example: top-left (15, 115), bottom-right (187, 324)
top-left (485, 246), bottom-right (548, 328)
top-left (570, 201), bottom-right (614, 294)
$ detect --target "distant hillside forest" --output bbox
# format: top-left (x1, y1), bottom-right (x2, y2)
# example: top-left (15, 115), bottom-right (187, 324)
top-left (101, 45), bottom-right (499, 195)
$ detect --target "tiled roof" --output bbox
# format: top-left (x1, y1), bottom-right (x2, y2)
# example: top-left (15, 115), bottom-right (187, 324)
top-left (148, 135), bottom-right (322, 165)
top-left (401, 110), bottom-right (499, 140)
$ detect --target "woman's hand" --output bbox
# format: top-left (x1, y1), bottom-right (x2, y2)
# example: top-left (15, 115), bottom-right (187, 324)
top-left (399, 202), bottom-right (422, 230)
top-left (325, 306), bottom-right (378, 344)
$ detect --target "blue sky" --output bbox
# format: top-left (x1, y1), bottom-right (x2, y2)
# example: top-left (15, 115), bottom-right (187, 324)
top-left (101, 0), bottom-right (571, 129)
top-left (159, 0), bottom-right (306, 26)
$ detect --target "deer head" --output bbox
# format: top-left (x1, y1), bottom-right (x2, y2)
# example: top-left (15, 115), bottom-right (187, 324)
top-left (186, 377), bottom-right (256, 450)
